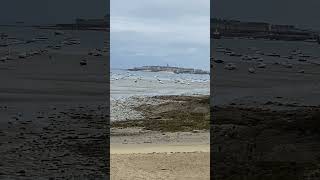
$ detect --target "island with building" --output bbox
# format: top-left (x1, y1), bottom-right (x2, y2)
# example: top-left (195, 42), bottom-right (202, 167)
top-left (211, 18), bottom-right (320, 42)
top-left (128, 65), bottom-right (209, 74)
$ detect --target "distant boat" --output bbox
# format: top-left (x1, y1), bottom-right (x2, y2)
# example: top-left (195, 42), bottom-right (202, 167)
top-left (266, 52), bottom-right (280, 57)
top-left (52, 45), bottom-right (61, 50)
top-left (304, 39), bottom-right (317, 43)
top-left (248, 68), bottom-right (255, 73)
top-left (0, 43), bottom-right (8, 47)
top-left (224, 63), bottom-right (236, 70)
top-left (212, 29), bottom-right (221, 39)
top-left (80, 59), bottom-right (87, 66)
top-left (18, 53), bottom-right (28, 59)
top-left (34, 36), bottom-right (48, 41)
top-left (257, 62), bottom-right (266, 68)
top-left (298, 58), bottom-right (307, 62)
top-left (242, 55), bottom-right (253, 61)
top-left (26, 39), bottom-right (36, 43)
top-left (0, 56), bottom-right (8, 61)
top-left (211, 57), bottom-right (224, 63)
top-left (0, 33), bottom-right (8, 39)
top-left (54, 30), bottom-right (65, 35)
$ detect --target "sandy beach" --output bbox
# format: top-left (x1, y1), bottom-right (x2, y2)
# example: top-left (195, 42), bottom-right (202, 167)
top-left (110, 86), bottom-right (210, 180)
top-left (0, 28), bottom-right (109, 179)
top-left (111, 128), bottom-right (210, 180)
top-left (111, 152), bottom-right (209, 180)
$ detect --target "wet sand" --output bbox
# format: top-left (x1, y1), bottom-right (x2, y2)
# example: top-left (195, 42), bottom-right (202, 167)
top-left (211, 44), bottom-right (320, 179)
top-left (213, 62), bottom-right (320, 105)
top-left (0, 44), bottom-right (109, 178)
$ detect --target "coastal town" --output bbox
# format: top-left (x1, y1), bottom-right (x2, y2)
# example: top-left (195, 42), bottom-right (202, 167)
top-left (211, 18), bottom-right (320, 42)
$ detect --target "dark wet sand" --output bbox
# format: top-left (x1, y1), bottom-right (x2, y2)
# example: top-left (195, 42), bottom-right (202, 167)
top-left (211, 54), bottom-right (320, 179)
top-left (0, 50), bottom-right (109, 179)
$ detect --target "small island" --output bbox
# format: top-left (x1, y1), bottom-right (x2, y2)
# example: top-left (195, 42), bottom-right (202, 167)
top-left (128, 65), bottom-right (209, 74)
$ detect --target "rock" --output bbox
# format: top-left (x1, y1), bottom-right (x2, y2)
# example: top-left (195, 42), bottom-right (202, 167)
top-left (193, 130), bottom-right (201, 133)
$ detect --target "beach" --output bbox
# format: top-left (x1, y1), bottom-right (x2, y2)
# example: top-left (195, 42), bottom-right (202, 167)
top-left (110, 72), bottom-right (210, 179)
top-left (211, 38), bottom-right (320, 179)
top-left (0, 27), bottom-right (109, 179)
top-left (111, 152), bottom-right (209, 180)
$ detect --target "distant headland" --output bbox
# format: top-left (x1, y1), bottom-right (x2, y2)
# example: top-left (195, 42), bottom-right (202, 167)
top-left (211, 18), bottom-right (320, 42)
top-left (127, 65), bottom-right (209, 75)
top-left (33, 15), bottom-right (109, 31)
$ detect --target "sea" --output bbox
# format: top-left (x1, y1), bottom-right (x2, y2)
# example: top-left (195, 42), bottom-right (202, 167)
top-left (0, 26), bottom-right (107, 54)
top-left (110, 68), bottom-right (210, 99)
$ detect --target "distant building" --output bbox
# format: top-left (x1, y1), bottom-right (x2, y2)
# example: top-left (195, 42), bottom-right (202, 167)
top-left (210, 18), bottom-right (315, 41)
top-left (128, 66), bottom-right (209, 74)
top-left (75, 15), bottom-right (109, 28)
top-left (270, 24), bottom-right (295, 33)
top-left (211, 19), bottom-right (269, 33)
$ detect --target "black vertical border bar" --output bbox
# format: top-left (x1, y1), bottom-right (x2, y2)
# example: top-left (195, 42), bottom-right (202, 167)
top-left (106, 1), bottom-right (110, 179)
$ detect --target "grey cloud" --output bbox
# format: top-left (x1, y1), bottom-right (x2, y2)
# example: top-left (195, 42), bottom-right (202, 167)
top-left (111, 0), bottom-right (209, 69)
top-left (0, 0), bottom-right (108, 24)
top-left (212, 0), bottom-right (320, 30)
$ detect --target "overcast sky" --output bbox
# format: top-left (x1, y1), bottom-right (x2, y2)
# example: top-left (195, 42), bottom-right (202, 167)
top-left (212, 0), bottom-right (320, 30)
top-left (0, 0), bottom-right (108, 24)
top-left (110, 0), bottom-right (210, 70)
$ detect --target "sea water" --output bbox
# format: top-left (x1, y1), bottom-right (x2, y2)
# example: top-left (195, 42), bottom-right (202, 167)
top-left (110, 69), bottom-right (210, 99)
top-left (212, 38), bottom-right (320, 65)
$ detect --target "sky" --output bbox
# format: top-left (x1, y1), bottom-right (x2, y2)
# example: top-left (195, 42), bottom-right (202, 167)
top-left (0, 0), bottom-right (108, 25)
top-left (110, 0), bottom-right (210, 70)
top-left (212, 0), bottom-right (320, 30)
